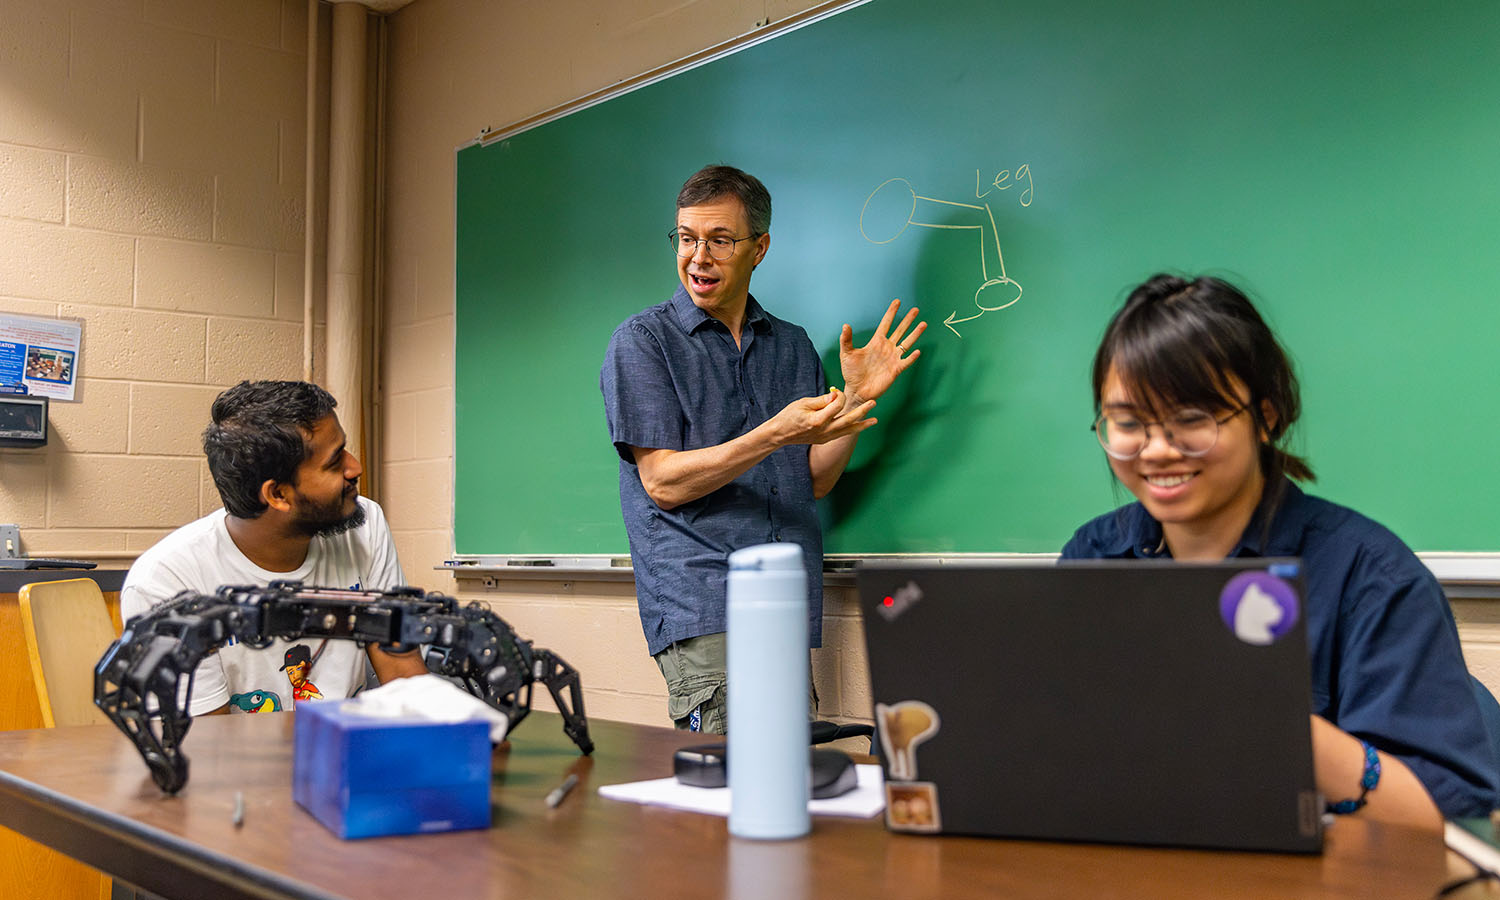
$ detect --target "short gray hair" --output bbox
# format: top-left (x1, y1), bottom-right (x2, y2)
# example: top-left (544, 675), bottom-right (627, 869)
top-left (676, 165), bottom-right (771, 235)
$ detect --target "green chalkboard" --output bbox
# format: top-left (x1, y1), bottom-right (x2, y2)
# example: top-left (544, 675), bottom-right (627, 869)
top-left (455, 0), bottom-right (1500, 555)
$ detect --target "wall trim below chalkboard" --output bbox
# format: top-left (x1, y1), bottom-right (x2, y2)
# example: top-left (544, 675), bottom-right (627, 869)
top-left (440, 552), bottom-right (1500, 589)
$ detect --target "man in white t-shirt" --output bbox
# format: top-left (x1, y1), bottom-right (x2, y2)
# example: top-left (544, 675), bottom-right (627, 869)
top-left (121, 381), bottom-right (427, 715)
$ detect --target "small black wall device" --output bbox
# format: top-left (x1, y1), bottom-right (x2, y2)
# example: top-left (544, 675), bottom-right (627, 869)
top-left (0, 395), bottom-right (47, 448)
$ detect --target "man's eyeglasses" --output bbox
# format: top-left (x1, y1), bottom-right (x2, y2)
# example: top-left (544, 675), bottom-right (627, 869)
top-left (669, 229), bottom-right (757, 261)
top-left (1093, 405), bottom-right (1248, 460)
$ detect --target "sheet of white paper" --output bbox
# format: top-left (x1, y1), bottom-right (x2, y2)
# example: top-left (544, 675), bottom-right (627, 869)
top-left (597, 764), bottom-right (885, 819)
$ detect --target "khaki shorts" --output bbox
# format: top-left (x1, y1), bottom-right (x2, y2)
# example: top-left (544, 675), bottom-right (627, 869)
top-left (653, 632), bottom-right (818, 734)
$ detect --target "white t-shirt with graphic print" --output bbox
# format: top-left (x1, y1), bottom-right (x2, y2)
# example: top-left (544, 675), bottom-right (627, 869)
top-left (121, 497), bottom-right (406, 716)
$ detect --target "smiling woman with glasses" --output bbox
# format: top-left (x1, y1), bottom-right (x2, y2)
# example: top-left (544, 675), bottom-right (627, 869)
top-left (1060, 273), bottom-right (1498, 831)
top-left (1093, 404), bottom-right (1249, 460)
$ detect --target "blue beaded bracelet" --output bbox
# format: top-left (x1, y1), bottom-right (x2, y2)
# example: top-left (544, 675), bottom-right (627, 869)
top-left (1327, 740), bottom-right (1381, 815)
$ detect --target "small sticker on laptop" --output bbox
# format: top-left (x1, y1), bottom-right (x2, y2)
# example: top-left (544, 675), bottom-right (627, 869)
top-left (1219, 571), bottom-right (1299, 645)
top-left (876, 700), bottom-right (941, 781)
top-left (885, 781), bottom-right (941, 833)
top-left (877, 580), bottom-right (924, 622)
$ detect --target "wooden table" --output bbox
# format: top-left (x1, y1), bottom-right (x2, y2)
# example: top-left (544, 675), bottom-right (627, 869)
top-left (0, 712), bottom-right (1489, 900)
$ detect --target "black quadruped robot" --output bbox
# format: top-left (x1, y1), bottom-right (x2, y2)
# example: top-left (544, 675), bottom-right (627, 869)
top-left (94, 582), bottom-right (593, 794)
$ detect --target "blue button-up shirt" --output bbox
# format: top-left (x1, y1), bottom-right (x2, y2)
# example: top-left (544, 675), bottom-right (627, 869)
top-left (601, 287), bottom-right (826, 656)
top-left (1061, 480), bottom-right (1499, 817)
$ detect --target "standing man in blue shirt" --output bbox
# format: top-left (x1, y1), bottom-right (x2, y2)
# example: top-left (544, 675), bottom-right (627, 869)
top-left (601, 165), bottom-right (926, 732)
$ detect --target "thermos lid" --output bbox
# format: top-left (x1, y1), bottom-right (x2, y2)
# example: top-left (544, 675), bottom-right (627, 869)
top-left (728, 543), bottom-right (803, 571)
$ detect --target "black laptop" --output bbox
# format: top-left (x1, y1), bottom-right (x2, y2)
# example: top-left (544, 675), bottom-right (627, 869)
top-left (858, 559), bottom-right (1322, 853)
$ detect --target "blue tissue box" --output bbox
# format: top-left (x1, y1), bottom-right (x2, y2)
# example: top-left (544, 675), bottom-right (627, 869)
top-left (292, 699), bottom-right (492, 839)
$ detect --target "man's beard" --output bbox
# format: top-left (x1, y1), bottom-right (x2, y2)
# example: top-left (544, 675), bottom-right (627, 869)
top-left (292, 486), bottom-right (366, 538)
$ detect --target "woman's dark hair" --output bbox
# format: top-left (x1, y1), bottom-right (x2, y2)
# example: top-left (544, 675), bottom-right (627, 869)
top-left (1093, 274), bottom-right (1314, 485)
top-left (202, 381), bottom-right (338, 518)
top-left (677, 165), bottom-right (772, 235)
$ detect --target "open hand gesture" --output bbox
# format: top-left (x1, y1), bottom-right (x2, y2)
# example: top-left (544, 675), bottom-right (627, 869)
top-left (839, 299), bottom-right (927, 402)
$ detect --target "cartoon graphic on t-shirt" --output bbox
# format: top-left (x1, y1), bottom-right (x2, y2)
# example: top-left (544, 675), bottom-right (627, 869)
top-left (279, 644), bottom-right (323, 702)
top-left (229, 689), bottom-right (284, 713)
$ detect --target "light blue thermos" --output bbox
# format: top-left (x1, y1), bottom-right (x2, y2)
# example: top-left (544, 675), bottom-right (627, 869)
top-left (727, 542), bottom-right (810, 840)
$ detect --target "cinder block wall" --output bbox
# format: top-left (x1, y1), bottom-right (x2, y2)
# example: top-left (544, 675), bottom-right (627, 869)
top-left (0, 0), bottom-right (327, 561)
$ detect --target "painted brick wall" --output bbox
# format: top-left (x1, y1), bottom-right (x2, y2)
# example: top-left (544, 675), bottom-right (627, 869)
top-left (0, 0), bottom-right (328, 560)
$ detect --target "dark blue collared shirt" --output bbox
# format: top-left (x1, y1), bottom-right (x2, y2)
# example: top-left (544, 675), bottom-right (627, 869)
top-left (601, 287), bottom-right (826, 656)
top-left (1061, 480), bottom-right (1499, 817)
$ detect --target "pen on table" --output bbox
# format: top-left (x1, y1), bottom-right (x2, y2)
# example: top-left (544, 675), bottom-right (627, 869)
top-left (545, 773), bottom-right (580, 809)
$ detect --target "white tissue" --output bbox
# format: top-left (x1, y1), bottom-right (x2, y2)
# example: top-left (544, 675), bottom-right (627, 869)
top-left (341, 674), bottom-right (510, 742)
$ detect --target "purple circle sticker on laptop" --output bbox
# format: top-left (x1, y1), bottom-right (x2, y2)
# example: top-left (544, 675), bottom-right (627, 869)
top-left (1219, 572), bottom-right (1299, 645)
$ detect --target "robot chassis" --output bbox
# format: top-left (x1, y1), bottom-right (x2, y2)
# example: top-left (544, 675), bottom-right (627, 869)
top-left (94, 582), bottom-right (594, 794)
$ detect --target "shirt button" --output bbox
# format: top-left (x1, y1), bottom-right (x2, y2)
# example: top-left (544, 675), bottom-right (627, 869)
top-left (771, 486), bottom-right (779, 495)
top-left (774, 534), bottom-right (783, 541)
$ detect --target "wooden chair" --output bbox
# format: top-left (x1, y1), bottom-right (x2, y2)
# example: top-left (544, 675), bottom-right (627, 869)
top-left (8, 578), bottom-right (120, 898)
top-left (19, 578), bottom-right (120, 728)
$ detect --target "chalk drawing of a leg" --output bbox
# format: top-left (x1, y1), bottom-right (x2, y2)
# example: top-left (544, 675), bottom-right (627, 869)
top-left (860, 177), bottom-right (1022, 338)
